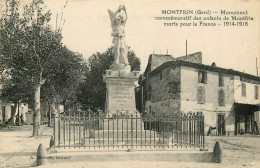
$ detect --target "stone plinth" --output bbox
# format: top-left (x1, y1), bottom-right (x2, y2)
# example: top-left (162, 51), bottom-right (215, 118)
top-left (103, 69), bottom-right (139, 115)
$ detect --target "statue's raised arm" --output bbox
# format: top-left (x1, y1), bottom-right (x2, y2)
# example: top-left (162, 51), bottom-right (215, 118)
top-left (108, 5), bottom-right (127, 27)
top-left (108, 5), bottom-right (129, 70)
top-left (116, 5), bottom-right (127, 26)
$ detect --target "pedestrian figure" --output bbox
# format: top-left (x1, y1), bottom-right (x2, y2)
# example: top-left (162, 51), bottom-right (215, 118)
top-left (20, 114), bottom-right (24, 124)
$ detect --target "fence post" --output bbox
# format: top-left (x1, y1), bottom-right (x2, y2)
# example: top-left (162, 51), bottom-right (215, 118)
top-left (202, 113), bottom-right (205, 149)
top-left (49, 136), bottom-right (54, 148)
top-left (54, 113), bottom-right (59, 147)
top-left (131, 114), bottom-right (133, 149)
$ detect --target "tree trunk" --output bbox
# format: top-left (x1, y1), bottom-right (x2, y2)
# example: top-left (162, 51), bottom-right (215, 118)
top-left (33, 84), bottom-right (41, 136)
top-left (9, 101), bottom-right (18, 126)
top-left (17, 101), bottom-right (20, 126)
top-left (47, 100), bottom-right (51, 127)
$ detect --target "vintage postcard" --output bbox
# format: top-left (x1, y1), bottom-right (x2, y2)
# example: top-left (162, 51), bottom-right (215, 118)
top-left (0, 0), bottom-right (259, 167)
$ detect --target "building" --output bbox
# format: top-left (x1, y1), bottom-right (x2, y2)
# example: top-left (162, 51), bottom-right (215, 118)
top-left (141, 52), bottom-right (260, 135)
top-left (0, 82), bottom-right (28, 125)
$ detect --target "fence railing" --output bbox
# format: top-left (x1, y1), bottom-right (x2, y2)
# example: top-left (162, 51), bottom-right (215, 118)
top-left (53, 111), bottom-right (204, 150)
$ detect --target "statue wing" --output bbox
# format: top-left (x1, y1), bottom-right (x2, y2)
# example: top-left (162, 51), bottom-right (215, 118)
top-left (108, 9), bottom-right (115, 22)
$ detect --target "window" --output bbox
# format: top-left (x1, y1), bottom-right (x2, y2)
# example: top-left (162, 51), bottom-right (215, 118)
top-left (169, 81), bottom-right (180, 93)
top-left (219, 73), bottom-right (224, 87)
top-left (198, 70), bottom-right (207, 84)
top-left (197, 86), bottom-right (205, 104)
top-left (255, 85), bottom-right (259, 99)
top-left (218, 89), bottom-right (225, 106)
top-left (242, 82), bottom-right (246, 97)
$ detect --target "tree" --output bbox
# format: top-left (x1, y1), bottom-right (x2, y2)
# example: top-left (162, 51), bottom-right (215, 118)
top-left (22, 0), bottom-right (66, 136)
top-left (0, 0), bottom-right (31, 125)
top-left (41, 46), bottom-right (86, 123)
top-left (78, 47), bottom-right (140, 111)
top-left (0, 0), bottom-right (64, 136)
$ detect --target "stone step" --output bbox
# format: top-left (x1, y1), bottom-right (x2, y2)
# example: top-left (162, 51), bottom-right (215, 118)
top-left (47, 150), bottom-right (213, 165)
top-left (57, 137), bottom-right (172, 147)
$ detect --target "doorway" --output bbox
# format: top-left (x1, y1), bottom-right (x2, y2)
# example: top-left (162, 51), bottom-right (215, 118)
top-left (217, 114), bottom-right (225, 135)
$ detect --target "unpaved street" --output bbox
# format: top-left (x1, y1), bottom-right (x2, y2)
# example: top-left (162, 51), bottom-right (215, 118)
top-left (206, 136), bottom-right (260, 167)
top-left (0, 125), bottom-right (260, 168)
top-left (0, 125), bottom-right (52, 168)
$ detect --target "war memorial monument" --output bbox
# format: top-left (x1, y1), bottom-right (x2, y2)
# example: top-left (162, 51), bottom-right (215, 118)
top-left (103, 5), bottom-right (140, 117)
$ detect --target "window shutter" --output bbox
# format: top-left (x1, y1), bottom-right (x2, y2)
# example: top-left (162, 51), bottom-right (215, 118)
top-left (197, 86), bottom-right (205, 104)
top-left (203, 71), bottom-right (207, 84)
top-left (198, 71), bottom-right (203, 83)
top-left (202, 87), bottom-right (205, 103)
top-left (242, 83), bottom-right (246, 97)
top-left (219, 73), bottom-right (224, 87)
top-left (255, 85), bottom-right (259, 99)
top-left (218, 90), bottom-right (225, 106)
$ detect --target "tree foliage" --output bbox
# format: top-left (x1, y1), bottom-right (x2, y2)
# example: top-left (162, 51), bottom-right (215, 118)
top-left (41, 46), bottom-right (86, 109)
top-left (0, 0), bottom-right (32, 125)
top-left (78, 47), bottom-right (140, 111)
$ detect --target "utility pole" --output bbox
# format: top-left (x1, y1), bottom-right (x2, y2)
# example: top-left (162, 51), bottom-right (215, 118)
top-left (256, 57), bottom-right (259, 77)
top-left (186, 39), bottom-right (188, 56)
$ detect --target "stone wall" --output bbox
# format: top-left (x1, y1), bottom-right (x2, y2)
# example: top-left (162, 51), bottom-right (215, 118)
top-left (146, 66), bottom-right (181, 114)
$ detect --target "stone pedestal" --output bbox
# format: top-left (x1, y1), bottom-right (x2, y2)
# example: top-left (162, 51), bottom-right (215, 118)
top-left (103, 68), bottom-right (139, 115)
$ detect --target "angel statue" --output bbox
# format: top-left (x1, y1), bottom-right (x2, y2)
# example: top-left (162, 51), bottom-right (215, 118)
top-left (108, 5), bottom-right (129, 70)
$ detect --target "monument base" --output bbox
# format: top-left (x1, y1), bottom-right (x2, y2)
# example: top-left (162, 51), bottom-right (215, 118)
top-left (103, 69), bottom-right (139, 115)
top-left (110, 63), bottom-right (131, 72)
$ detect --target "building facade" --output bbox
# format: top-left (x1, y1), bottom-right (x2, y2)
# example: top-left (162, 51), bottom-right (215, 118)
top-left (142, 52), bottom-right (260, 135)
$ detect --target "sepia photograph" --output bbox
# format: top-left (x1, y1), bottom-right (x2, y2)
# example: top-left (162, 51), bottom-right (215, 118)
top-left (0, 0), bottom-right (259, 167)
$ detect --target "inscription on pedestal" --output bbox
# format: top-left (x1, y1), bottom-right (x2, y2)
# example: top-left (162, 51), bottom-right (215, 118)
top-left (110, 86), bottom-right (133, 103)
top-left (106, 82), bottom-right (136, 114)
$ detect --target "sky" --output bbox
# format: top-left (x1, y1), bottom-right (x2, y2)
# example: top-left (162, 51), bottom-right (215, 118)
top-left (2, 0), bottom-right (260, 75)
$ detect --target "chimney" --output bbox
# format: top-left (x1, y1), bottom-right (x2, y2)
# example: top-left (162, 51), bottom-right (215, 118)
top-left (211, 62), bottom-right (216, 67)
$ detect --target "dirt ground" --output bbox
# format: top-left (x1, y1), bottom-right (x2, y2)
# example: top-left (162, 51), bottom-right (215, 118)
top-left (0, 125), bottom-right (53, 168)
top-left (0, 125), bottom-right (260, 168)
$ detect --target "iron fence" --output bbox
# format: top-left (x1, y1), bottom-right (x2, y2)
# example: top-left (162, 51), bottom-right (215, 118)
top-left (53, 111), bottom-right (204, 149)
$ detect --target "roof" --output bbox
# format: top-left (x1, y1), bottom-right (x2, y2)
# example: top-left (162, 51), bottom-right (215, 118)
top-left (150, 60), bottom-right (260, 81)
top-left (144, 54), bottom-right (175, 75)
